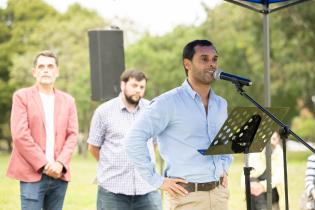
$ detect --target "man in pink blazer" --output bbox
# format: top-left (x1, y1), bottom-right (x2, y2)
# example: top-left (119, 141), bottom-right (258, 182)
top-left (6, 50), bottom-right (78, 210)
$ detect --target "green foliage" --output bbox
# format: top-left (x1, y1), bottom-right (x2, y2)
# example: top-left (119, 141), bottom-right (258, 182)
top-left (198, 4), bottom-right (265, 107)
top-left (1, 0), bottom-right (315, 143)
top-left (269, 1), bottom-right (315, 118)
top-left (291, 112), bottom-right (315, 142)
top-left (4, 1), bottom-right (107, 136)
top-left (0, 0), bottom-right (60, 141)
top-left (126, 2), bottom-right (315, 124)
top-left (126, 23), bottom-right (216, 99)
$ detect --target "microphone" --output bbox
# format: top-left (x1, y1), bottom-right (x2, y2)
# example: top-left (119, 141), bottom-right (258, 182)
top-left (213, 69), bottom-right (252, 86)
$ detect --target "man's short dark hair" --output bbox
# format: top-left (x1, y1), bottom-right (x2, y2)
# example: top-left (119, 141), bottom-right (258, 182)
top-left (120, 69), bottom-right (148, 83)
top-left (182, 40), bottom-right (217, 76)
top-left (33, 50), bottom-right (58, 67)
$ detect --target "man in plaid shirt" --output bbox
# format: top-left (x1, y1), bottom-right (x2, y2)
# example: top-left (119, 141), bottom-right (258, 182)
top-left (87, 70), bottom-right (161, 210)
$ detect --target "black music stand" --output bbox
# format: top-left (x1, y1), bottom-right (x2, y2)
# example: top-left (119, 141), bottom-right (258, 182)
top-left (199, 106), bottom-right (288, 210)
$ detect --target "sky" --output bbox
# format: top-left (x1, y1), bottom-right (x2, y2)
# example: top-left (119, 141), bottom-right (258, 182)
top-left (0, 0), bottom-right (224, 35)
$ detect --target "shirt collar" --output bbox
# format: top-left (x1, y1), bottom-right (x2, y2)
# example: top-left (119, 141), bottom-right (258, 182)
top-left (208, 89), bottom-right (216, 106)
top-left (118, 93), bottom-right (143, 112)
top-left (181, 79), bottom-right (217, 104)
top-left (182, 80), bottom-right (198, 99)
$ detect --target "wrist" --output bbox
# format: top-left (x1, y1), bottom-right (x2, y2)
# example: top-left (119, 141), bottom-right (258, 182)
top-left (38, 164), bottom-right (47, 174)
top-left (56, 161), bottom-right (66, 173)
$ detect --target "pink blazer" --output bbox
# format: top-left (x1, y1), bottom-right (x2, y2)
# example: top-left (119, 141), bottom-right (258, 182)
top-left (6, 85), bottom-right (78, 182)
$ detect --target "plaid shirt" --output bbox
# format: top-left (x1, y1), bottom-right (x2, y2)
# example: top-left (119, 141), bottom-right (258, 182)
top-left (87, 94), bottom-right (156, 195)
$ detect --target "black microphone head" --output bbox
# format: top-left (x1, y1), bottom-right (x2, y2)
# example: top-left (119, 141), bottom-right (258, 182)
top-left (213, 69), bottom-right (222, 80)
top-left (213, 69), bottom-right (253, 86)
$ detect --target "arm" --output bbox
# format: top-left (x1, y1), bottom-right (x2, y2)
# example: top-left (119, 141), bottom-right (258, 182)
top-left (251, 146), bottom-right (284, 196)
top-left (221, 155), bottom-right (233, 178)
top-left (11, 91), bottom-right (47, 172)
top-left (125, 99), bottom-right (188, 196)
top-left (125, 98), bottom-right (170, 188)
top-left (55, 98), bottom-right (79, 173)
top-left (220, 158), bottom-right (232, 188)
top-left (269, 145), bottom-right (284, 188)
top-left (256, 145), bottom-right (284, 192)
top-left (87, 108), bottom-right (105, 159)
top-left (125, 103), bottom-right (164, 188)
top-left (306, 155), bottom-right (315, 198)
top-left (219, 100), bottom-right (233, 187)
top-left (88, 144), bottom-right (100, 161)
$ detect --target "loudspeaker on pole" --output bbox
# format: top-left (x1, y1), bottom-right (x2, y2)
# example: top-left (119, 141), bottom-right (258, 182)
top-left (88, 29), bottom-right (125, 101)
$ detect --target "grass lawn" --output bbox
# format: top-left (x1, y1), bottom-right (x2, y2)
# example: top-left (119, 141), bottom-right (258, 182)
top-left (0, 151), bottom-right (311, 210)
top-left (0, 153), bottom-right (98, 210)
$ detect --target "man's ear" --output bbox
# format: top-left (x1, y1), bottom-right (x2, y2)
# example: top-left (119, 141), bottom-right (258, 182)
top-left (32, 68), bottom-right (36, 78)
top-left (120, 81), bottom-right (125, 91)
top-left (183, 58), bottom-right (191, 70)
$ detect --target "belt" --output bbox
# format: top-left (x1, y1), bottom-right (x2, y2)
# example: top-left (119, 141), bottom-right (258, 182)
top-left (178, 181), bottom-right (220, 193)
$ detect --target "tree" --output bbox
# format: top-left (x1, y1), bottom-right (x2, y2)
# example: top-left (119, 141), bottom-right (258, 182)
top-left (126, 2), bottom-right (315, 126)
top-left (0, 0), bottom-right (58, 150)
top-left (2, 0), bottom-right (107, 152)
top-left (9, 3), bottom-right (107, 134)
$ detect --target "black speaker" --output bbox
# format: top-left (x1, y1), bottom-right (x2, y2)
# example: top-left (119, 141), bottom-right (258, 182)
top-left (88, 29), bottom-right (125, 101)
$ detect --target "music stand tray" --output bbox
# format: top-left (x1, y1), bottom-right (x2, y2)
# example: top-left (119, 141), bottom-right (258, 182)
top-left (199, 106), bottom-right (288, 210)
top-left (201, 106), bottom-right (288, 155)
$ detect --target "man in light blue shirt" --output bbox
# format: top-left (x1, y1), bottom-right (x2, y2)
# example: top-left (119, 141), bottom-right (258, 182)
top-left (126, 40), bottom-right (232, 210)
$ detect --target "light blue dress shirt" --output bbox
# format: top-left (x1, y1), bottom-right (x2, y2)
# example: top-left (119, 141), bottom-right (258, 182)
top-left (125, 80), bottom-right (233, 189)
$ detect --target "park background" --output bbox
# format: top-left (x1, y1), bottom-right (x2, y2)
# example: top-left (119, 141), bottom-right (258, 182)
top-left (0, 0), bottom-right (315, 209)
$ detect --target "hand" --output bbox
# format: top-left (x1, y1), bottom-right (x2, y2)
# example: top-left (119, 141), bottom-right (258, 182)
top-left (221, 173), bottom-right (228, 188)
top-left (160, 178), bottom-right (189, 198)
top-left (311, 189), bottom-right (315, 200)
top-left (43, 161), bottom-right (63, 179)
top-left (250, 181), bottom-right (265, 196)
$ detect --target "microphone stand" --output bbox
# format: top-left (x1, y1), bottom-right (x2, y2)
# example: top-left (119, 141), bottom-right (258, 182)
top-left (244, 148), bottom-right (253, 210)
top-left (232, 81), bottom-right (315, 210)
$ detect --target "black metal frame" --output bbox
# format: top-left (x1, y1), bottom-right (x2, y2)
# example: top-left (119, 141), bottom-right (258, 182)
top-left (224, 0), bottom-right (311, 14)
top-left (232, 81), bottom-right (315, 210)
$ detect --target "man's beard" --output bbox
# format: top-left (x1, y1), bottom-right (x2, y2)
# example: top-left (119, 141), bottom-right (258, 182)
top-left (125, 94), bottom-right (141, 105)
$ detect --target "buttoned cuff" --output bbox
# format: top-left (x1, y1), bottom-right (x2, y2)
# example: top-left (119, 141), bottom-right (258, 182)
top-left (150, 174), bottom-right (164, 189)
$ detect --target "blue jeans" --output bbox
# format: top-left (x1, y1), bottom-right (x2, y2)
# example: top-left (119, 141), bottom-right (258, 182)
top-left (97, 186), bottom-right (162, 210)
top-left (20, 174), bottom-right (68, 210)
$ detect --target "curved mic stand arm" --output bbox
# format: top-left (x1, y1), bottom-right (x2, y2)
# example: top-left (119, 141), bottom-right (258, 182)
top-left (235, 83), bottom-right (315, 153)
top-left (233, 82), bottom-right (315, 210)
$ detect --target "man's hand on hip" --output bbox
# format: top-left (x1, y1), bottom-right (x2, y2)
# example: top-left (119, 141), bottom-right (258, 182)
top-left (221, 173), bottom-right (228, 188)
top-left (160, 178), bottom-right (189, 198)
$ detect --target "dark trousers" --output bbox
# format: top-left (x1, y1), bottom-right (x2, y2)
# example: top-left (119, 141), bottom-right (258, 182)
top-left (251, 188), bottom-right (279, 210)
top-left (251, 193), bottom-right (268, 210)
top-left (20, 174), bottom-right (68, 210)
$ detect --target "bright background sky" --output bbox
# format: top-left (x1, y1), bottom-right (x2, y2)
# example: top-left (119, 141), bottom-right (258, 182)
top-left (0, 0), bottom-right (224, 35)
